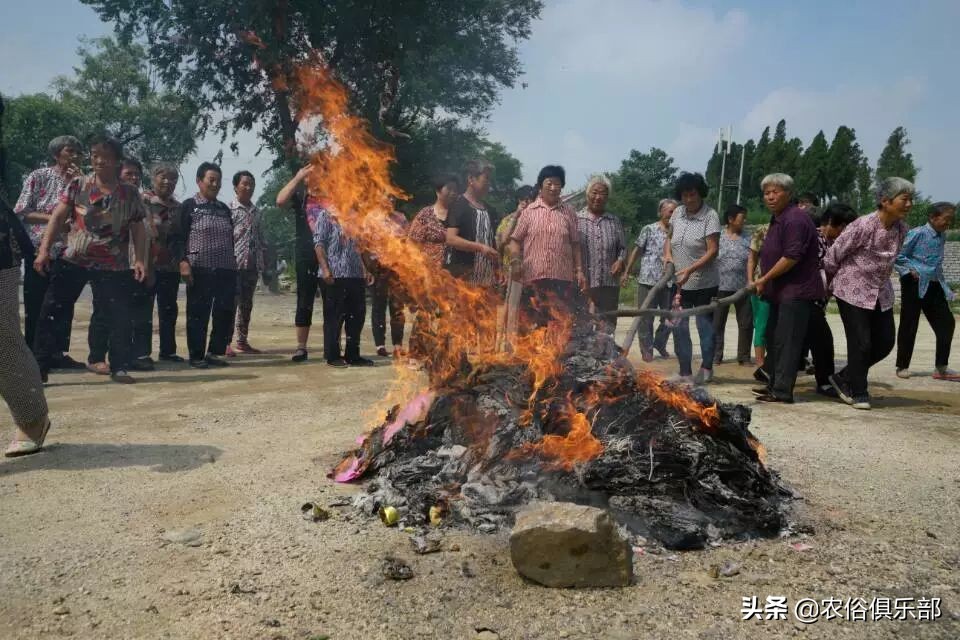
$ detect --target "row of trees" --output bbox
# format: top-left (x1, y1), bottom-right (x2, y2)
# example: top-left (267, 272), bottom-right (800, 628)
top-left (704, 120), bottom-right (919, 214)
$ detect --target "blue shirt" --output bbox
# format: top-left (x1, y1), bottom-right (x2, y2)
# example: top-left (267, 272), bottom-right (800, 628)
top-left (895, 222), bottom-right (954, 300)
top-left (312, 209), bottom-right (364, 279)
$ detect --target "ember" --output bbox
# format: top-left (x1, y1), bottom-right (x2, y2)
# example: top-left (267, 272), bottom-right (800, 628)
top-left (332, 331), bottom-right (790, 550)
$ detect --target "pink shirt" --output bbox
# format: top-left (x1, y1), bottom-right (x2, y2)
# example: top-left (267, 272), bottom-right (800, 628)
top-left (510, 198), bottom-right (579, 284)
top-left (824, 211), bottom-right (908, 311)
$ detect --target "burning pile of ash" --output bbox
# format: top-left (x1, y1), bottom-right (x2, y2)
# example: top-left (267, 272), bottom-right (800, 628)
top-left (331, 332), bottom-right (791, 550)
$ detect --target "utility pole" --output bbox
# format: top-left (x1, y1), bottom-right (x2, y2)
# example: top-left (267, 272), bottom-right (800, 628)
top-left (717, 126), bottom-right (730, 213)
top-left (736, 134), bottom-right (746, 204)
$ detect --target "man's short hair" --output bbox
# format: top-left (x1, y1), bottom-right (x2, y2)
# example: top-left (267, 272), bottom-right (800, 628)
top-left (196, 161), bottom-right (222, 182)
top-left (233, 170), bottom-right (255, 187)
top-left (47, 135), bottom-right (83, 160)
top-left (673, 172), bottom-right (709, 200)
top-left (86, 133), bottom-right (124, 160)
top-left (535, 165), bottom-right (566, 190)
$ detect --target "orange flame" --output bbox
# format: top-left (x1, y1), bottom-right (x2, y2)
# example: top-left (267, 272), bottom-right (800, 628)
top-left (517, 398), bottom-right (604, 471)
top-left (635, 371), bottom-right (720, 431)
top-left (289, 58), bottom-right (578, 433)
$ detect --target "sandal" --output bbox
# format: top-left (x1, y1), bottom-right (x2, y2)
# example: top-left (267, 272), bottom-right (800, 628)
top-left (5, 418), bottom-right (52, 457)
top-left (86, 361), bottom-right (110, 375)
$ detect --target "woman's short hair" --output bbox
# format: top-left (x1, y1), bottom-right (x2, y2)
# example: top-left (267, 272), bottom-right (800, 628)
top-left (673, 172), bottom-right (708, 200)
top-left (463, 160), bottom-right (493, 183)
top-left (151, 162), bottom-right (179, 179)
top-left (586, 174), bottom-right (612, 195)
top-left (875, 177), bottom-right (914, 206)
top-left (48, 135), bottom-right (83, 160)
top-left (657, 198), bottom-right (679, 214)
top-left (515, 185), bottom-right (536, 202)
top-left (431, 173), bottom-right (460, 192)
top-left (121, 156), bottom-right (144, 175)
top-left (232, 170), bottom-right (255, 187)
top-left (723, 203), bottom-right (747, 225)
top-left (760, 173), bottom-right (794, 193)
top-left (820, 201), bottom-right (858, 227)
top-left (928, 201), bottom-right (957, 219)
top-left (86, 133), bottom-right (124, 160)
top-left (536, 165), bottom-right (566, 190)
top-left (798, 191), bottom-right (820, 207)
top-left (196, 161), bottom-right (222, 182)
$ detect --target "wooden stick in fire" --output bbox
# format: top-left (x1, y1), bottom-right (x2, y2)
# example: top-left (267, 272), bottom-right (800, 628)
top-left (608, 281), bottom-right (755, 320)
top-left (620, 262), bottom-right (676, 354)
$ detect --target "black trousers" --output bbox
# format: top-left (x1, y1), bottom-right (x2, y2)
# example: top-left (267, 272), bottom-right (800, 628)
top-left (323, 278), bottom-right (366, 363)
top-left (87, 298), bottom-right (109, 364)
top-left (33, 261), bottom-right (133, 374)
top-left (129, 271), bottom-right (181, 359)
top-left (896, 276), bottom-right (955, 370)
top-left (370, 272), bottom-right (405, 347)
top-left (712, 289), bottom-right (753, 364)
top-left (806, 303), bottom-right (835, 387)
top-left (295, 254), bottom-right (319, 328)
top-left (186, 268), bottom-right (237, 361)
top-left (836, 298), bottom-right (895, 398)
top-left (765, 299), bottom-right (813, 400)
top-left (587, 286), bottom-right (619, 334)
top-left (23, 263), bottom-right (74, 356)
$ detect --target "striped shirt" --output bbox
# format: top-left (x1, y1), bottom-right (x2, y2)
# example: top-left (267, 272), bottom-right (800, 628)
top-left (576, 209), bottom-right (626, 289)
top-left (313, 209), bottom-right (364, 279)
top-left (510, 198), bottom-right (579, 284)
top-left (669, 204), bottom-right (721, 291)
top-left (177, 195), bottom-right (237, 270)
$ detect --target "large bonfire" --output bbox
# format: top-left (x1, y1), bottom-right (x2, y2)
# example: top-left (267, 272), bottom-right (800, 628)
top-left (287, 59), bottom-right (789, 550)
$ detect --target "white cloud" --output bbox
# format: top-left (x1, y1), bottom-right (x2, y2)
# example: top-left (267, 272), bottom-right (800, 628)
top-left (534, 0), bottom-right (749, 87)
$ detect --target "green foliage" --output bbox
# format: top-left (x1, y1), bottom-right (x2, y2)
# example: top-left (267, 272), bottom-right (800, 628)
top-left (0, 94), bottom-right (82, 197)
top-left (854, 157), bottom-right (873, 213)
top-left (606, 147), bottom-right (678, 236)
top-left (256, 167), bottom-right (297, 261)
top-left (81, 0), bottom-right (543, 169)
top-left (748, 127), bottom-right (771, 200)
top-left (826, 125), bottom-right (863, 200)
top-left (797, 130), bottom-right (830, 201)
top-left (876, 126), bottom-right (917, 183)
top-left (54, 37), bottom-right (201, 168)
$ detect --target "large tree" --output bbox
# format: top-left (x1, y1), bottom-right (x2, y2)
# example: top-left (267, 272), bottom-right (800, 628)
top-left (608, 147), bottom-right (678, 235)
top-left (797, 130), bottom-right (830, 201)
top-left (875, 126), bottom-right (917, 183)
top-left (82, 0), bottom-right (543, 173)
top-left (0, 94), bottom-right (82, 197)
top-left (53, 37), bottom-right (201, 168)
top-left (854, 157), bottom-right (873, 213)
top-left (748, 126), bottom-right (771, 200)
top-left (826, 125), bottom-right (863, 201)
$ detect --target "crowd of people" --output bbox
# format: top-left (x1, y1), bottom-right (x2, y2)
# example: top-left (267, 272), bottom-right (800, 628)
top-left (0, 132), bottom-right (957, 457)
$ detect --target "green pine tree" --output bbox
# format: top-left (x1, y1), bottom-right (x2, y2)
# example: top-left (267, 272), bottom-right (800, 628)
top-left (798, 130), bottom-right (830, 201)
top-left (827, 126), bottom-right (863, 201)
top-left (875, 126), bottom-right (917, 183)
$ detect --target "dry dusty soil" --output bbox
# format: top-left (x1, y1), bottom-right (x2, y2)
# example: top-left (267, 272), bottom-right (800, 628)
top-left (0, 291), bottom-right (958, 640)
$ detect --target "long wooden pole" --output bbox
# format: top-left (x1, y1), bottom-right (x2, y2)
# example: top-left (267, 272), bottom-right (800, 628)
top-left (620, 262), bottom-right (676, 354)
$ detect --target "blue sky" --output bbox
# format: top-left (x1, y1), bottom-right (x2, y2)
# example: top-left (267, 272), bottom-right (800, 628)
top-left (3, 0), bottom-right (958, 200)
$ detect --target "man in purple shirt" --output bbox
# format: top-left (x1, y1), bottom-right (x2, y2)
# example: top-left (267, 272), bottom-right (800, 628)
top-left (752, 173), bottom-right (824, 403)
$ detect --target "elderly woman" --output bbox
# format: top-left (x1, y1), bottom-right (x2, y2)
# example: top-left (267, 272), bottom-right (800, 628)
top-left (894, 201), bottom-right (958, 381)
top-left (496, 185), bottom-right (536, 263)
top-left (622, 198), bottom-right (676, 361)
top-left (406, 173), bottom-right (460, 359)
top-left (712, 203), bottom-right (752, 365)
top-left (824, 177), bottom-right (913, 410)
top-left (13, 135), bottom-right (85, 367)
top-left (752, 174), bottom-right (824, 404)
top-left (663, 172), bottom-right (720, 384)
top-left (576, 175), bottom-right (626, 334)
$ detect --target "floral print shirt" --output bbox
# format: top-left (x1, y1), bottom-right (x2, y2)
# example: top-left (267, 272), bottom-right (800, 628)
top-left (408, 205), bottom-right (447, 268)
top-left (14, 166), bottom-right (72, 249)
top-left (230, 199), bottom-right (266, 272)
top-left (634, 222), bottom-right (670, 286)
top-left (824, 212), bottom-right (908, 311)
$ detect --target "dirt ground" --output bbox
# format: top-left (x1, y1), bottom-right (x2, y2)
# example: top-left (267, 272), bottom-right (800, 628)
top-left (0, 291), bottom-right (957, 640)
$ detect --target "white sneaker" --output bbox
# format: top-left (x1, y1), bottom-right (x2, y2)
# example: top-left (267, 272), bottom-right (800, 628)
top-left (852, 395), bottom-right (871, 410)
top-left (895, 369), bottom-right (911, 379)
top-left (693, 367), bottom-right (714, 385)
